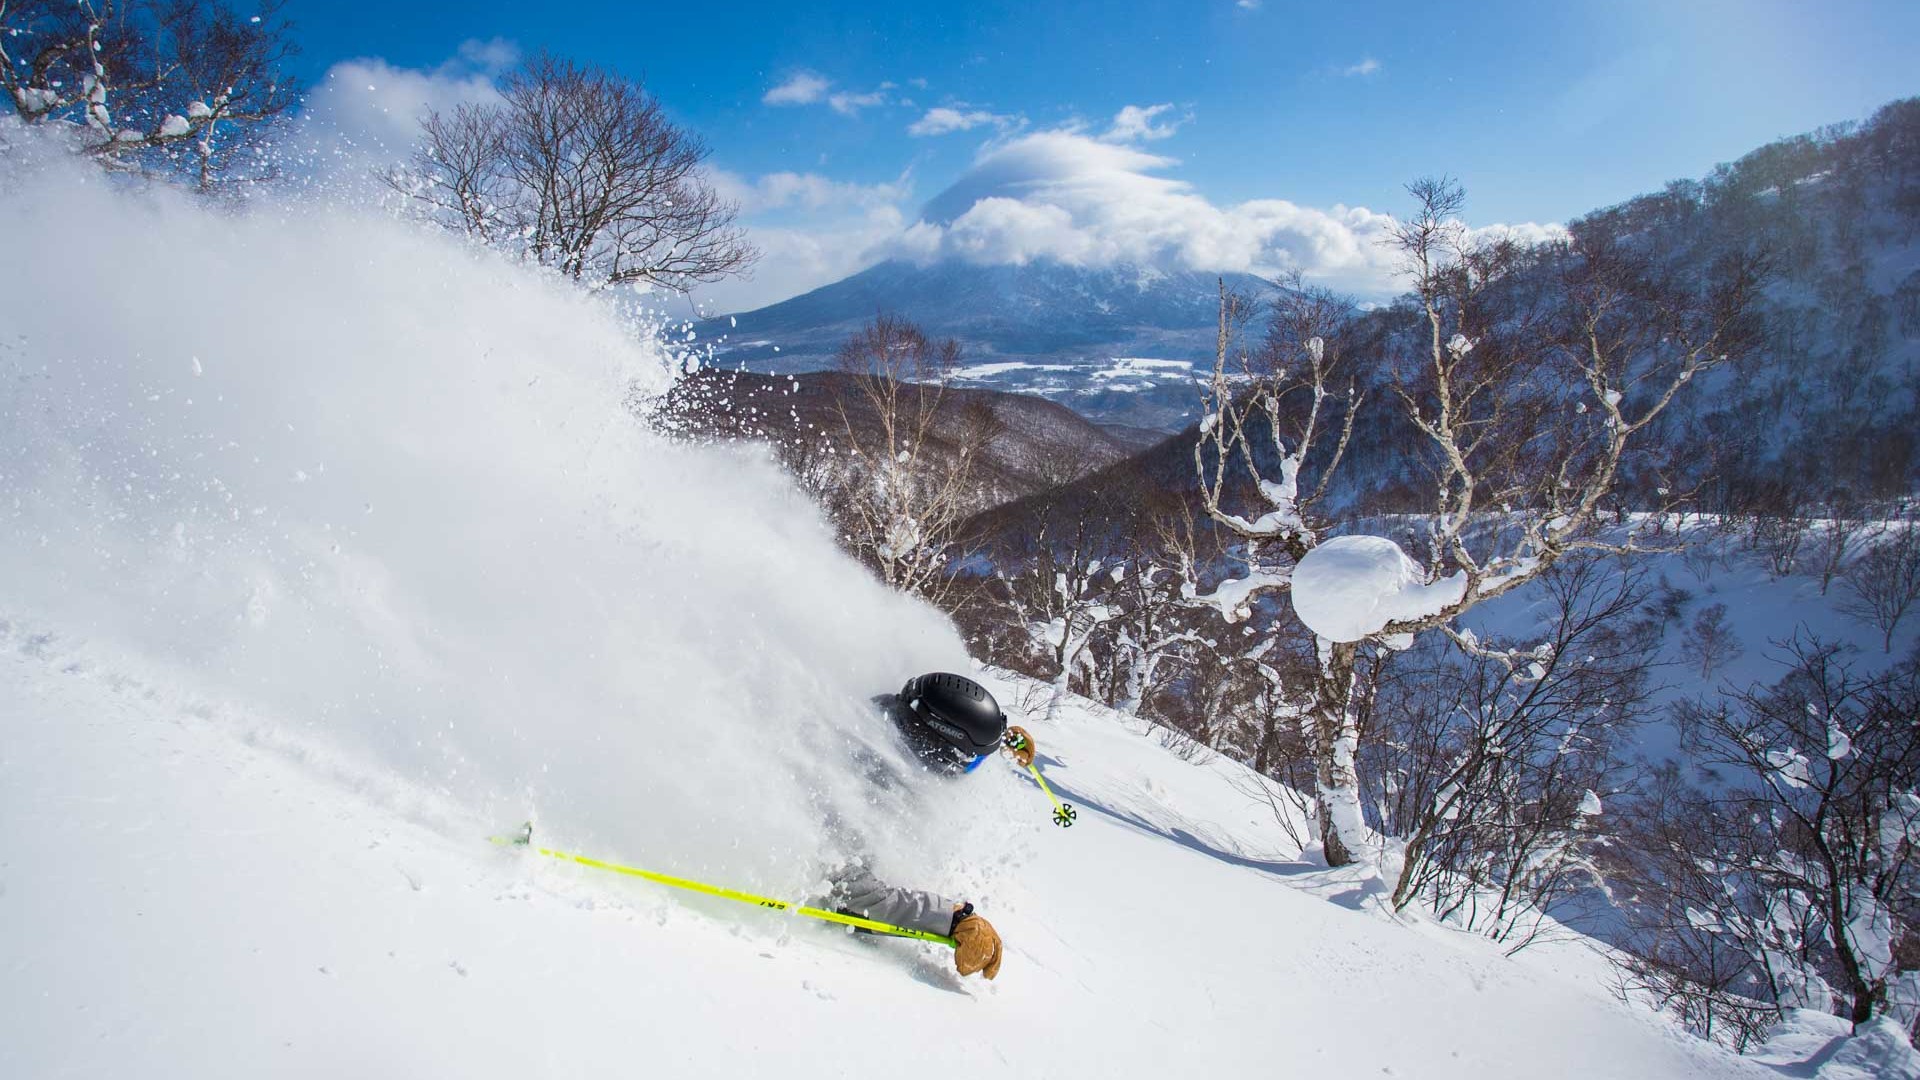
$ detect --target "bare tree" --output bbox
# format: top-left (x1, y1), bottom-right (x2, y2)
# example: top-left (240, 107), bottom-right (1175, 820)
top-left (1646, 576), bottom-right (1694, 641)
top-left (1840, 524), bottom-right (1920, 652)
top-left (1753, 506), bottom-right (1811, 579)
top-left (1680, 602), bottom-right (1745, 678)
top-left (1, 0), bottom-right (299, 190)
top-left (391, 53), bottom-right (755, 292)
top-left (1188, 276), bottom-right (1367, 862)
top-left (648, 369), bottom-right (846, 504)
top-left (1373, 557), bottom-right (1657, 946)
top-left (1190, 180), bottom-right (1758, 864)
top-left (995, 493), bottom-right (1125, 722)
top-left (1609, 765), bottom-right (1804, 1052)
top-left (1614, 639), bottom-right (1920, 1039)
top-left (1110, 522), bottom-right (1207, 717)
top-left (1190, 180), bottom-right (1767, 867)
top-left (408, 103), bottom-right (508, 241)
top-left (1812, 503), bottom-right (1871, 596)
top-left (1682, 533), bottom-right (1730, 585)
top-left (831, 315), bottom-right (999, 603)
top-left (1150, 633), bottom-right (1251, 760)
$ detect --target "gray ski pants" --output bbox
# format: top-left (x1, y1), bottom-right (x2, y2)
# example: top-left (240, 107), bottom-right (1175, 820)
top-left (827, 862), bottom-right (958, 938)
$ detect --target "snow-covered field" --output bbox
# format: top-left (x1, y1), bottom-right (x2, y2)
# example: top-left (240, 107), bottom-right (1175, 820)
top-left (949, 356), bottom-right (1202, 407)
top-left (0, 142), bottom-right (1846, 1079)
top-left (950, 360), bottom-right (1078, 381)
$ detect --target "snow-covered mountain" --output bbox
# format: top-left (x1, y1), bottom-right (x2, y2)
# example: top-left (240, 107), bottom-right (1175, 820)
top-left (697, 260), bottom-right (1280, 432)
top-left (703, 103), bottom-right (1920, 476)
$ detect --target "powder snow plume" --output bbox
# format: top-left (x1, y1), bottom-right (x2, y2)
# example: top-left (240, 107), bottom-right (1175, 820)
top-left (0, 137), bottom-right (1014, 900)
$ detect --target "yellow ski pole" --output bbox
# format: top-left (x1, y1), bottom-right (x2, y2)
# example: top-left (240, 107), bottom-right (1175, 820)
top-left (1025, 762), bottom-right (1077, 828)
top-left (488, 825), bottom-right (956, 947)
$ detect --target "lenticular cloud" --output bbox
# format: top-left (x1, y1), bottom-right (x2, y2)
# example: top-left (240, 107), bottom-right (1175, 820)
top-left (897, 130), bottom-right (1566, 296)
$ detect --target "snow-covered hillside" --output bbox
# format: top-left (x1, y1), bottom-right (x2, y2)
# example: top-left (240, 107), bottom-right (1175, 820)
top-left (1455, 519), bottom-right (1920, 763)
top-left (3, 633), bottom-right (1776, 1079)
top-left (0, 141), bottom-right (1830, 1079)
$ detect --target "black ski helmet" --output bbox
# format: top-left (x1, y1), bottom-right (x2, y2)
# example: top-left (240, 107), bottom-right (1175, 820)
top-left (900, 672), bottom-right (1005, 757)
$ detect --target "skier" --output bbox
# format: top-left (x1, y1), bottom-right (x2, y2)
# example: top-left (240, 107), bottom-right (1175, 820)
top-left (825, 671), bottom-right (1035, 982)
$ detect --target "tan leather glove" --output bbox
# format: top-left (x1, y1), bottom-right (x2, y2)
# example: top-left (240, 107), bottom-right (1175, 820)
top-left (952, 912), bottom-right (1003, 980)
top-left (1003, 725), bottom-right (1036, 769)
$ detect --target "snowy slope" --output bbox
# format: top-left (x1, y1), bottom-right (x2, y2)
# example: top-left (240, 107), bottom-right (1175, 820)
top-left (1455, 521), bottom-right (1920, 767)
top-left (0, 139), bottom-right (1770, 1078)
top-left (0, 634), bottom-right (1772, 1080)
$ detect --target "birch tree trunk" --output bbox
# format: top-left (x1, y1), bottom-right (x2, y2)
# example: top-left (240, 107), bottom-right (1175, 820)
top-left (1313, 637), bottom-right (1367, 868)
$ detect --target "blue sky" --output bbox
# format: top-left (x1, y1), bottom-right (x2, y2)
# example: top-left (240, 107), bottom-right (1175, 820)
top-left (289, 0), bottom-right (1920, 312)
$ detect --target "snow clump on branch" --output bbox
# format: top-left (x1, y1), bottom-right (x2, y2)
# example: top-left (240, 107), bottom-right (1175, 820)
top-left (1290, 535), bottom-right (1466, 643)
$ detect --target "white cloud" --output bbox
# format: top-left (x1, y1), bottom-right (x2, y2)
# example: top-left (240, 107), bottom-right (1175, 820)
top-left (693, 169), bottom-right (918, 313)
top-left (943, 198), bottom-right (1097, 264)
top-left (702, 124), bottom-right (1567, 311)
top-left (691, 205), bottom-right (910, 315)
top-left (828, 84), bottom-right (893, 116)
top-left (455, 37), bottom-right (520, 74)
top-left (1101, 103), bottom-right (1185, 143)
top-left (893, 130), bottom-right (1566, 296)
top-left (763, 71), bottom-right (830, 106)
top-left (1341, 58), bottom-right (1382, 78)
top-left (763, 72), bottom-right (894, 116)
top-left (1236, 0), bottom-right (1262, 9)
top-left (907, 107), bottom-right (1015, 137)
top-left (709, 169), bottom-right (912, 215)
top-left (294, 46), bottom-right (507, 176)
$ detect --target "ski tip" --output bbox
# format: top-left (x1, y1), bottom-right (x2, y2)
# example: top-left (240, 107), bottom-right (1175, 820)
top-left (487, 821), bottom-right (534, 847)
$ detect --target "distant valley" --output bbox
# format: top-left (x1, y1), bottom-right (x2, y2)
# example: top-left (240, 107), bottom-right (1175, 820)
top-left (695, 259), bottom-right (1280, 432)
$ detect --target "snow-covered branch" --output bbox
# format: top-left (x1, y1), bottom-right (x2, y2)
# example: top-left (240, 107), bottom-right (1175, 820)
top-left (2, 0), bottom-right (299, 190)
